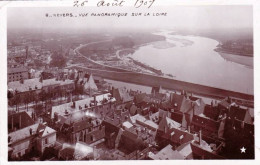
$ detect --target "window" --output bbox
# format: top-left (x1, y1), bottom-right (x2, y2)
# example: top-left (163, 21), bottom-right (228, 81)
top-left (45, 138), bottom-right (48, 144)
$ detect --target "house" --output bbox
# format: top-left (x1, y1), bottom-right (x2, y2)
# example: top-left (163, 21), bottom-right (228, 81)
top-left (8, 67), bottom-right (28, 82)
top-left (134, 93), bottom-right (150, 108)
top-left (176, 142), bottom-right (193, 159)
top-left (190, 140), bottom-right (224, 159)
top-left (191, 114), bottom-right (226, 138)
top-left (151, 86), bottom-right (162, 95)
top-left (227, 105), bottom-right (253, 124)
top-left (111, 87), bottom-right (132, 104)
top-left (157, 115), bottom-right (181, 137)
top-left (51, 93), bottom-right (116, 120)
top-left (118, 130), bottom-right (146, 154)
top-left (35, 124), bottom-right (57, 154)
top-left (60, 110), bottom-right (105, 145)
top-left (8, 78), bottom-right (75, 105)
top-left (161, 128), bottom-right (194, 148)
top-left (8, 123), bottom-right (56, 159)
top-left (83, 74), bottom-right (98, 94)
top-left (203, 104), bottom-right (222, 121)
top-left (218, 97), bottom-right (233, 111)
top-left (59, 142), bottom-right (94, 160)
top-left (148, 144), bottom-right (184, 160)
top-left (168, 93), bottom-right (205, 130)
top-left (102, 120), bottom-right (121, 149)
top-left (8, 111), bottom-right (34, 133)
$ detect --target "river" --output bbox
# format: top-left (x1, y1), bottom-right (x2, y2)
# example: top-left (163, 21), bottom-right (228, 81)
top-left (129, 31), bottom-right (253, 95)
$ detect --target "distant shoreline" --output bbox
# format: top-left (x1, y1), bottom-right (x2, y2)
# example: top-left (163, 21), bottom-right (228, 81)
top-left (169, 31), bottom-right (253, 57)
top-left (214, 47), bottom-right (253, 57)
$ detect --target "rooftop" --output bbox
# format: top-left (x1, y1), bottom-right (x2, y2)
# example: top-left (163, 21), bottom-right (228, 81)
top-left (51, 93), bottom-right (116, 119)
top-left (8, 78), bottom-right (74, 93)
top-left (8, 123), bottom-right (56, 145)
top-left (149, 144), bottom-right (184, 160)
top-left (8, 67), bottom-right (28, 74)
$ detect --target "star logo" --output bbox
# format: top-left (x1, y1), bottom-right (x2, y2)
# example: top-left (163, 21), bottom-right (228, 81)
top-left (240, 147), bottom-right (246, 153)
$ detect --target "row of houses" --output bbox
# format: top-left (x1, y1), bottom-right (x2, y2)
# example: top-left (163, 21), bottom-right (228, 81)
top-left (7, 77), bottom-right (254, 160)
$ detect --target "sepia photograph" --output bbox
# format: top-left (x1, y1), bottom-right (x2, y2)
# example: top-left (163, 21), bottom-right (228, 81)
top-left (6, 4), bottom-right (255, 161)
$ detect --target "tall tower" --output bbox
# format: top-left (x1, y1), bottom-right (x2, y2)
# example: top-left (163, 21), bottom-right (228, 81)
top-left (25, 46), bottom-right (28, 59)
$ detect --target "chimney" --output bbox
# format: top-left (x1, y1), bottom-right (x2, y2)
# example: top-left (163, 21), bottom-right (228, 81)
top-left (94, 95), bottom-right (97, 106)
top-left (241, 121), bottom-right (245, 129)
top-left (199, 130), bottom-right (202, 146)
top-left (170, 93), bottom-right (173, 102)
top-left (192, 102), bottom-right (194, 116)
top-left (11, 115), bottom-right (14, 131)
top-left (29, 128), bottom-right (32, 135)
top-left (72, 101), bottom-right (75, 108)
top-left (19, 114), bottom-right (22, 129)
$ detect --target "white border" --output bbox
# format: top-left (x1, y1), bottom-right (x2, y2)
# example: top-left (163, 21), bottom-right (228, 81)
top-left (0, 0), bottom-right (259, 165)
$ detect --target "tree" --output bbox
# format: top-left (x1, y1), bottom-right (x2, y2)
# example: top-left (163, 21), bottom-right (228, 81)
top-left (50, 51), bottom-right (67, 68)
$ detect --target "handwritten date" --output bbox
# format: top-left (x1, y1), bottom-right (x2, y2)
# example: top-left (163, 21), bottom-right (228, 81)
top-left (134, 0), bottom-right (155, 8)
top-left (73, 0), bottom-right (156, 8)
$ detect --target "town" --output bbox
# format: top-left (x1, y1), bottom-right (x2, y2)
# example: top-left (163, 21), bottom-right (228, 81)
top-left (7, 31), bottom-right (254, 160)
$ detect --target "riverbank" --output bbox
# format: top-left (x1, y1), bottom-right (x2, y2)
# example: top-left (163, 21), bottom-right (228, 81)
top-left (77, 37), bottom-right (166, 76)
top-left (214, 47), bottom-right (253, 57)
top-left (69, 65), bottom-right (254, 104)
top-left (218, 52), bottom-right (253, 68)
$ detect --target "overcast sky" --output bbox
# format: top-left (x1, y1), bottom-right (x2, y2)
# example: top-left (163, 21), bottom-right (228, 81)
top-left (7, 5), bottom-right (253, 31)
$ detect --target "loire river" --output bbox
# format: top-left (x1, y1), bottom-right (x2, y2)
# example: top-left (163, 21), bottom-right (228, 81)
top-left (130, 31), bottom-right (253, 95)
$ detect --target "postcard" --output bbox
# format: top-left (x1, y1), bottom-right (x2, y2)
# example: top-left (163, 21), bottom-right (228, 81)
top-left (0, 0), bottom-right (259, 164)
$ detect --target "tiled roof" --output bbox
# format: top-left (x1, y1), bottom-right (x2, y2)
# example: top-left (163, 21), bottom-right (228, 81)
top-left (160, 100), bottom-right (172, 109)
top-left (8, 123), bottom-right (56, 144)
top-left (72, 119), bottom-right (92, 133)
top-left (203, 105), bottom-right (220, 121)
top-left (158, 116), bottom-right (181, 132)
top-left (130, 114), bottom-right (146, 124)
top-left (8, 78), bottom-right (43, 92)
top-left (177, 142), bottom-right (193, 159)
top-left (228, 106), bottom-right (248, 121)
top-left (159, 109), bottom-right (168, 119)
top-left (122, 121), bottom-right (133, 129)
top-left (122, 130), bottom-right (138, 141)
top-left (171, 112), bottom-right (183, 123)
top-left (134, 93), bottom-right (150, 104)
top-left (51, 93), bottom-right (116, 119)
top-left (170, 93), bottom-right (185, 111)
top-left (8, 67), bottom-right (28, 74)
top-left (192, 115), bottom-right (220, 132)
top-left (8, 78), bottom-right (74, 93)
top-left (163, 127), bottom-right (193, 143)
top-left (190, 141), bottom-right (224, 159)
top-left (8, 123), bottom-right (39, 144)
top-left (150, 144), bottom-right (184, 160)
top-left (102, 120), bottom-right (120, 137)
top-left (41, 126), bottom-right (56, 137)
top-left (218, 100), bottom-right (231, 109)
top-left (8, 111), bottom-right (34, 132)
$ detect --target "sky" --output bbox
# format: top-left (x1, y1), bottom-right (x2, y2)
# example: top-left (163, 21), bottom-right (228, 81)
top-left (7, 5), bottom-right (253, 32)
